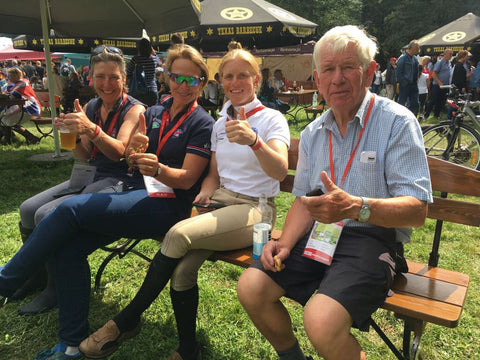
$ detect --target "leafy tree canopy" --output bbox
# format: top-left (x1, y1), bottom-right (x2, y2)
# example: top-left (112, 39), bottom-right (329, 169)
top-left (273, 0), bottom-right (480, 66)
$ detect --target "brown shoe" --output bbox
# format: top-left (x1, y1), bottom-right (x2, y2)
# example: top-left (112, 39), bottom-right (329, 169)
top-left (79, 320), bottom-right (141, 358)
top-left (167, 346), bottom-right (201, 360)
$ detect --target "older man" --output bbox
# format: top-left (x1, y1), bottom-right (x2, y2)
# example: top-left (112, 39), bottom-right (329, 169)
top-left (396, 40), bottom-right (420, 115)
top-left (424, 48), bottom-right (454, 119)
top-left (237, 25), bottom-right (433, 360)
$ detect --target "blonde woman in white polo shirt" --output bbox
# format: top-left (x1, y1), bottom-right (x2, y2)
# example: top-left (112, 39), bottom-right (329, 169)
top-left (81, 48), bottom-right (290, 360)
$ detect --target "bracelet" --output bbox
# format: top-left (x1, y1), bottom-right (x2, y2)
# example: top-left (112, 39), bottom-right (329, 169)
top-left (250, 137), bottom-right (262, 151)
top-left (248, 132), bottom-right (258, 147)
top-left (90, 125), bottom-right (101, 140)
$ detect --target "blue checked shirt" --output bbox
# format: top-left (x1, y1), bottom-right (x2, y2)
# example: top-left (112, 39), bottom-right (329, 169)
top-left (293, 92), bottom-right (433, 240)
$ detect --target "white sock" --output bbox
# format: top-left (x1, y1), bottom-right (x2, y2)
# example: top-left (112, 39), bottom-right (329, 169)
top-left (65, 346), bottom-right (79, 356)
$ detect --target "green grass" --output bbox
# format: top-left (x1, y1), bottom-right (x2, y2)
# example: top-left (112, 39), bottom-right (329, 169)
top-left (1, 121), bottom-right (480, 359)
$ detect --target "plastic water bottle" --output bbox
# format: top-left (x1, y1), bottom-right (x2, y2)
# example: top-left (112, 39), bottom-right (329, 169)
top-left (312, 91), bottom-right (318, 109)
top-left (253, 196), bottom-right (272, 260)
top-left (300, 85), bottom-right (304, 93)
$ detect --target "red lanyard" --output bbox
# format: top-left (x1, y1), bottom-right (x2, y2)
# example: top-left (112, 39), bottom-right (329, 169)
top-left (245, 105), bottom-right (265, 118)
top-left (91, 93), bottom-right (128, 159)
top-left (329, 95), bottom-right (375, 186)
top-left (156, 100), bottom-right (198, 157)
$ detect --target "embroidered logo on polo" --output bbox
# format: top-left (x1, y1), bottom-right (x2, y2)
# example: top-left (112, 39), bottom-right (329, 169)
top-left (152, 118), bottom-right (161, 129)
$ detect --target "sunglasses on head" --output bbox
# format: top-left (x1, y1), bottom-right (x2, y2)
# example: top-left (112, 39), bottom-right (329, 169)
top-left (168, 72), bottom-right (204, 87)
top-left (91, 46), bottom-right (123, 57)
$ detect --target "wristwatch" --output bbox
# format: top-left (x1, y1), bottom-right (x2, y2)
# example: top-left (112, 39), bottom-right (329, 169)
top-left (156, 164), bottom-right (162, 177)
top-left (358, 197), bottom-right (371, 223)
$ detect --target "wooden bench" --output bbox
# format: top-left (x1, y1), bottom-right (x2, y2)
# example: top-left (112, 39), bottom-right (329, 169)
top-left (30, 116), bottom-right (54, 140)
top-left (210, 138), bottom-right (477, 360)
top-left (95, 138), bottom-right (477, 360)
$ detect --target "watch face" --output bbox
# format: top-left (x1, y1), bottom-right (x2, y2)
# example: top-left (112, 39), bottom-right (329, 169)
top-left (359, 204), bottom-right (371, 222)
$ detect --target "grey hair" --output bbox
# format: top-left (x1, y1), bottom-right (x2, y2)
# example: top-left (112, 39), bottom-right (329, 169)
top-left (313, 25), bottom-right (378, 71)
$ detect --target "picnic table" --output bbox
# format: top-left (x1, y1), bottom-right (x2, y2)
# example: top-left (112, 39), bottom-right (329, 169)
top-left (277, 89), bottom-right (317, 123)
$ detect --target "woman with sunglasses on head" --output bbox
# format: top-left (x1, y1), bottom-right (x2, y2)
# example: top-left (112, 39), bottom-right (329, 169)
top-left (81, 48), bottom-right (290, 360)
top-left (0, 44), bottom-right (214, 360)
top-left (11, 47), bottom-right (145, 316)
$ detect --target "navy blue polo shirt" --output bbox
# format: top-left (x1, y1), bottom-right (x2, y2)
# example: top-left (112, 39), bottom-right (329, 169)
top-left (128, 98), bottom-right (214, 204)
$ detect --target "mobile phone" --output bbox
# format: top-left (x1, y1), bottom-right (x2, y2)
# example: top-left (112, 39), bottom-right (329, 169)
top-left (306, 188), bottom-right (324, 197)
top-left (192, 202), bottom-right (226, 209)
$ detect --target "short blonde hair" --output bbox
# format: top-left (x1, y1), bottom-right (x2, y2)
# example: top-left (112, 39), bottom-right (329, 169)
top-left (219, 49), bottom-right (260, 77)
top-left (7, 67), bottom-right (23, 82)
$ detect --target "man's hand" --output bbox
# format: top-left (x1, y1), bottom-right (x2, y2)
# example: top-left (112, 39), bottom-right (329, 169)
top-left (300, 171), bottom-right (361, 223)
top-left (260, 240), bottom-right (288, 272)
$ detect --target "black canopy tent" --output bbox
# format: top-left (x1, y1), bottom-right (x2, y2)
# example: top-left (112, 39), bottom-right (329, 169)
top-left (12, 35), bottom-right (140, 56)
top-left (417, 12), bottom-right (480, 55)
top-left (151, 0), bottom-right (317, 52)
top-left (0, 0), bottom-right (201, 156)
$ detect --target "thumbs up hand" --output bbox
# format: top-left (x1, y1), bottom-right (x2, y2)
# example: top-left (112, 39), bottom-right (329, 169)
top-left (60, 98), bottom-right (92, 135)
top-left (300, 171), bottom-right (361, 224)
top-left (225, 106), bottom-right (257, 145)
top-left (126, 112), bottom-right (149, 172)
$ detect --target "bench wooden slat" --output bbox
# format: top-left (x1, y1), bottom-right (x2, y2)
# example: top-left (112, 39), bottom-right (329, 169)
top-left (428, 196), bottom-right (480, 226)
top-left (428, 156), bottom-right (480, 197)
top-left (406, 261), bottom-right (470, 287)
top-left (391, 273), bottom-right (468, 307)
top-left (382, 292), bottom-right (463, 327)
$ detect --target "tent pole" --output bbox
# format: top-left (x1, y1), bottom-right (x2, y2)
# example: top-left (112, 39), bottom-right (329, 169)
top-left (40, 0), bottom-right (62, 157)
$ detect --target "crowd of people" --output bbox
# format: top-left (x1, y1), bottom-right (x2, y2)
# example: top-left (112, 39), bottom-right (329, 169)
top-left (2, 23), bottom-right (463, 360)
top-left (371, 41), bottom-right (480, 120)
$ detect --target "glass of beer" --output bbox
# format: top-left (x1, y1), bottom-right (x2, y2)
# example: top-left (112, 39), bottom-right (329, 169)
top-left (60, 127), bottom-right (76, 150)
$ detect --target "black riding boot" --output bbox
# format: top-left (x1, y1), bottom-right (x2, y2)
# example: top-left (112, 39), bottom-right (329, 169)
top-left (170, 285), bottom-right (201, 360)
top-left (17, 258), bottom-right (57, 315)
top-left (8, 222), bottom-right (47, 301)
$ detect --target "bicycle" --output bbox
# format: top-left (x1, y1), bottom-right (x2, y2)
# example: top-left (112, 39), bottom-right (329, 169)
top-left (0, 95), bottom-right (25, 144)
top-left (422, 85), bottom-right (480, 170)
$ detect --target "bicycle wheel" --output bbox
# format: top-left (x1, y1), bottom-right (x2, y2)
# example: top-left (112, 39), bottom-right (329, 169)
top-left (423, 121), bottom-right (480, 170)
top-left (0, 105), bottom-right (24, 127)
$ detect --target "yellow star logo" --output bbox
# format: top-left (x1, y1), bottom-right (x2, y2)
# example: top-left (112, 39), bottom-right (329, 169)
top-left (282, 26), bottom-right (287, 32)
top-left (266, 26), bottom-right (273, 33)
top-left (190, 30), bottom-right (196, 37)
top-left (94, 39), bottom-right (100, 45)
top-left (207, 28), bottom-right (214, 36)
top-left (78, 39), bottom-right (84, 45)
top-left (33, 39), bottom-right (38, 45)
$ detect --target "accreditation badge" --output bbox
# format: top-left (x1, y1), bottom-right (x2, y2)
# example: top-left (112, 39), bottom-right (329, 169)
top-left (302, 221), bottom-right (344, 265)
top-left (143, 175), bottom-right (176, 198)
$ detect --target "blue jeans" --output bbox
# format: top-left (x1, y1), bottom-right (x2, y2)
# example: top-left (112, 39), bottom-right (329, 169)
top-left (0, 189), bottom-right (190, 345)
top-left (397, 82), bottom-right (419, 115)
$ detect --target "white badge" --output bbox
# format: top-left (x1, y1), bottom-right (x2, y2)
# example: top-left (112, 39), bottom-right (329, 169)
top-left (143, 175), bottom-right (176, 198)
top-left (302, 221), bottom-right (344, 265)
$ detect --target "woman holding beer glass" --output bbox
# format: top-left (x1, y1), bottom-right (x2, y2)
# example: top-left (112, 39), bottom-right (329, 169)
top-left (81, 48), bottom-right (290, 360)
top-left (13, 46), bottom-right (144, 316)
top-left (0, 44), bottom-right (214, 360)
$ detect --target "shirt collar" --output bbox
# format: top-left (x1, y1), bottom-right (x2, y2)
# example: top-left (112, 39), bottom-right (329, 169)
top-left (317, 91), bottom-right (372, 131)
top-left (219, 96), bottom-right (263, 120)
